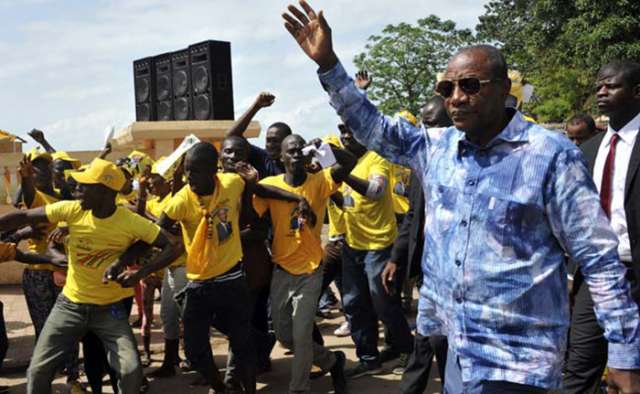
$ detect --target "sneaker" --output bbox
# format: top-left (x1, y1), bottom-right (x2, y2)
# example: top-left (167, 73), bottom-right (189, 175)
top-left (330, 351), bottom-right (348, 394)
top-left (392, 353), bottom-right (410, 375)
top-left (344, 361), bottom-right (382, 379)
top-left (379, 348), bottom-right (400, 363)
top-left (334, 321), bottom-right (351, 337)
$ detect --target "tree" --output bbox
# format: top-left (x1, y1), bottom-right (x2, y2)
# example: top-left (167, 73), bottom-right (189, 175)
top-left (353, 16), bottom-right (474, 116)
top-left (477, 0), bottom-right (640, 122)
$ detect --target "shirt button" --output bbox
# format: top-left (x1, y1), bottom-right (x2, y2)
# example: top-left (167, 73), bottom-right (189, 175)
top-left (456, 296), bottom-right (463, 304)
top-left (467, 180), bottom-right (475, 186)
top-left (455, 259), bottom-right (462, 266)
top-left (461, 220), bottom-right (468, 227)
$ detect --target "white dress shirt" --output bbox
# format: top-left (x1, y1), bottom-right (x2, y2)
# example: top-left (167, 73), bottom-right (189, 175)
top-left (593, 112), bottom-right (640, 262)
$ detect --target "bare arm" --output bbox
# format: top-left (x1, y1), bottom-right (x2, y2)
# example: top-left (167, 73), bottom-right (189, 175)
top-left (15, 249), bottom-right (67, 267)
top-left (107, 228), bottom-right (182, 287)
top-left (19, 156), bottom-right (37, 208)
top-left (0, 207), bottom-right (49, 233)
top-left (171, 158), bottom-right (185, 196)
top-left (98, 142), bottom-right (112, 160)
top-left (225, 92), bottom-right (275, 138)
top-left (28, 129), bottom-right (56, 153)
top-left (328, 145), bottom-right (357, 184)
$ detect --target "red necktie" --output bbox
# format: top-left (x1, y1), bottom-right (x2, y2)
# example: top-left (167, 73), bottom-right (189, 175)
top-left (600, 133), bottom-right (619, 219)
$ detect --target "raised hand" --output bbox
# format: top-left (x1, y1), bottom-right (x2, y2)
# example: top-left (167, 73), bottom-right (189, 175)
top-left (255, 92), bottom-right (276, 109)
top-left (282, 0), bottom-right (338, 71)
top-left (355, 70), bottom-right (372, 90)
top-left (28, 129), bottom-right (46, 144)
top-left (19, 155), bottom-right (34, 179)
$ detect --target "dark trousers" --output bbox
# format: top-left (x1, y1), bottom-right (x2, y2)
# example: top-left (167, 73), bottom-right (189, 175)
top-left (82, 297), bottom-right (133, 394)
top-left (0, 301), bottom-right (7, 371)
top-left (183, 275), bottom-right (256, 393)
top-left (342, 244), bottom-right (413, 363)
top-left (562, 276), bottom-right (608, 394)
top-left (400, 334), bottom-right (448, 394)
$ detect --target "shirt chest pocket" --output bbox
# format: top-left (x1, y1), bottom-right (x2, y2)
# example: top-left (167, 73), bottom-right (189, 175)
top-left (482, 194), bottom-right (545, 259)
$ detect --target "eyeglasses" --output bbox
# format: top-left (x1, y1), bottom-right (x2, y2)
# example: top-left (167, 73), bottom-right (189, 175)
top-left (435, 78), bottom-right (501, 98)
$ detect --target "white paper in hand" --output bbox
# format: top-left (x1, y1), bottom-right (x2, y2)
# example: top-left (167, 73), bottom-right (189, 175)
top-left (156, 134), bottom-right (201, 177)
top-left (302, 143), bottom-right (336, 169)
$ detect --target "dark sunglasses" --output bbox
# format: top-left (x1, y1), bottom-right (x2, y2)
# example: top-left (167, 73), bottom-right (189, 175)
top-left (435, 78), bottom-right (501, 98)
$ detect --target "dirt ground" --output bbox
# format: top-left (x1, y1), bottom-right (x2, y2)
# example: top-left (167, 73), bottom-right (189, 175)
top-left (0, 285), bottom-right (442, 393)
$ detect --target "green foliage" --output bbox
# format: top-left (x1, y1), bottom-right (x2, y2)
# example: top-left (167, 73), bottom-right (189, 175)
top-left (477, 0), bottom-right (640, 122)
top-left (353, 15), bottom-right (474, 116)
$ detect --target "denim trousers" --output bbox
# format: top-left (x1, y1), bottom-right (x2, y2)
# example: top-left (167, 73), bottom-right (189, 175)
top-left (341, 244), bottom-right (414, 363)
top-left (27, 294), bottom-right (141, 394)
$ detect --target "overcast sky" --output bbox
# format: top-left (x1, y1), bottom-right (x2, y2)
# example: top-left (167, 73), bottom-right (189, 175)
top-left (1, 0), bottom-right (488, 151)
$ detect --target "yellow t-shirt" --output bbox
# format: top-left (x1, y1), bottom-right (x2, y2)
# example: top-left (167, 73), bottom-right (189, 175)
top-left (391, 164), bottom-right (411, 215)
top-left (342, 151), bottom-right (397, 250)
top-left (146, 194), bottom-right (186, 268)
top-left (116, 190), bottom-right (137, 206)
top-left (327, 184), bottom-right (346, 239)
top-left (45, 200), bottom-right (161, 305)
top-left (253, 169), bottom-right (339, 275)
top-left (163, 173), bottom-right (245, 281)
top-left (26, 190), bottom-right (62, 271)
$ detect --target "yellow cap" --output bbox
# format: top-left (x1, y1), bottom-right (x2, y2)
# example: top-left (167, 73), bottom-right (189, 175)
top-left (508, 70), bottom-right (524, 108)
top-left (127, 150), bottom-right (155, 178)
top-left (396, 110), bottom-right (418, 126)
top-left (69, 158), bottom-right (125, 191)
top-left (52, 151), bottom-right (82, 169)
top-left (323, 134), bottom-right (342, 147)
top-left (26, 148), bottom-right (52, 163)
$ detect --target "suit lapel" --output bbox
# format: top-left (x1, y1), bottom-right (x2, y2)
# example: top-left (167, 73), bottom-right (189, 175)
top-left (582, 133), bottom-right (606, 174)
top-left (625, 128), bottom-right (640, 200)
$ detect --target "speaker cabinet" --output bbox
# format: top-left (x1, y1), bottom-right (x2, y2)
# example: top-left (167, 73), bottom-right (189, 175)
top-left (189, 40), bottom-right (234, 120)
top-left (154, 53), bottom-right (173, 121)
top-left (171, 50), bottom-right (191, 121)
top-left (133, 57), bottom-right (156, 121)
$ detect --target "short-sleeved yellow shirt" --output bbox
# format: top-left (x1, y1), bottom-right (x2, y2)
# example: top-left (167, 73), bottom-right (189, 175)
top-left (391, 164), bottom-right (411, 215)
top-left (45, 200), bottom-right (161, 305)
top-left (163, 173), bottom-right (245, 281)
top-left (146, 194), bottom-right (186, 268)
top-left (327, 184), bottom-right (346, 239)
top-left (26, 190), bottom-right (62, 271)
top-left (253, 169), bottom-right (339, 275)
top-left (342, 151), bottom-right (397, 250)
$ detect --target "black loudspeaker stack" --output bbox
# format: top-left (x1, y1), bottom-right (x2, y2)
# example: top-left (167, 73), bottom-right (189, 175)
top-left (133, 40), bottom-right (234, 121)
top-left (133, 57), bottom-right (156, 121)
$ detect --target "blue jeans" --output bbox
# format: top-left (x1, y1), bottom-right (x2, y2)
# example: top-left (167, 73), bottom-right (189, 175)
top-left (444, 348), bottom-right (548, 394)
top-left (341, 244), bottom-right (413, 363)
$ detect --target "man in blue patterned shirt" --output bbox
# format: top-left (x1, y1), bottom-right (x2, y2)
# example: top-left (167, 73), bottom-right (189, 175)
top-left (281, 1), bottom-right (640, 392)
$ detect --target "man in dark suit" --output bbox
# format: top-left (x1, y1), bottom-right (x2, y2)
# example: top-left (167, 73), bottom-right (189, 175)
top-left (381, 96), bottom-right (451, 393)
top-left (563, 60), bottom-right (640, 393)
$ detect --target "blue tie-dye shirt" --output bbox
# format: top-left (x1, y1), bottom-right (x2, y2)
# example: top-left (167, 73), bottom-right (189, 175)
top-left (319, 62), bottom-right (640, 388)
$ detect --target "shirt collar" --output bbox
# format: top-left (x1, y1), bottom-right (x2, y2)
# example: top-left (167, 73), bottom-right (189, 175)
top-left (606, 111), bottom-right (640, 145)
top-left (457, 109), bottom-right (530, 152)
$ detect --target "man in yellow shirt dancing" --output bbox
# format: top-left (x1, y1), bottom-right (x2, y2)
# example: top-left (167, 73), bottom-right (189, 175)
top-left (0, 158), bottom-right (181, 394)
top-left (158, 142), bottom-right (260, 394)
top-left (253, 134), bottom-right (356, 394)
